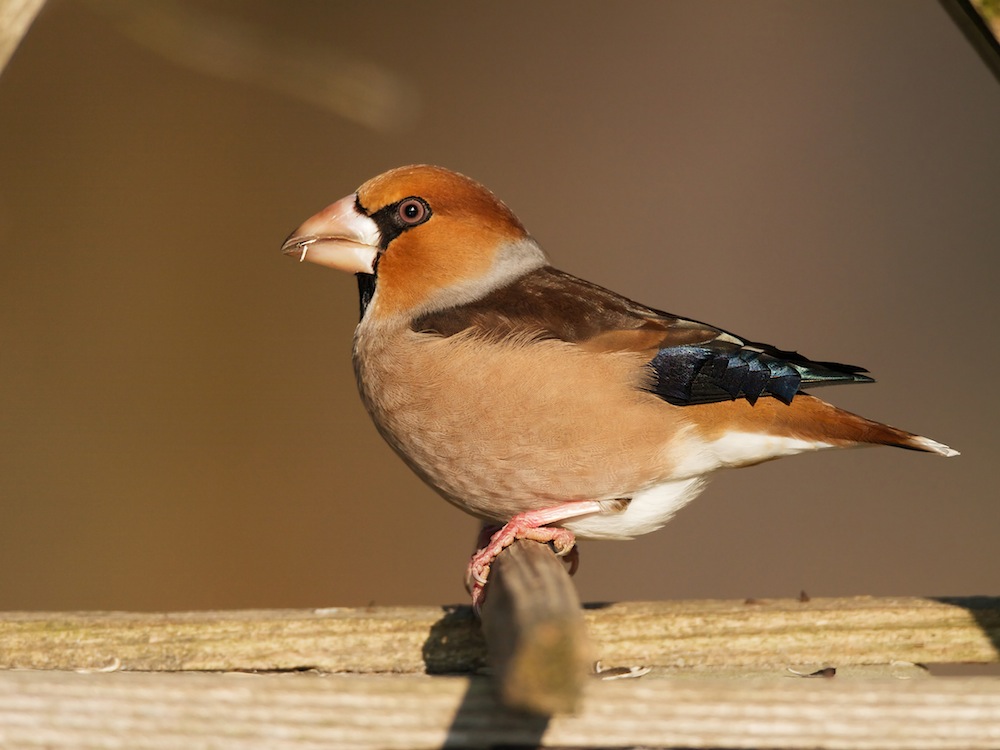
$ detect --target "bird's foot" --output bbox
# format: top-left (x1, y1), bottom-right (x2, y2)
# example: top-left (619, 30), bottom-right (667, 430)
top-left (466, 523), bottom-right (577, 612)
top-left (464, 500), bottom-right (603, 613)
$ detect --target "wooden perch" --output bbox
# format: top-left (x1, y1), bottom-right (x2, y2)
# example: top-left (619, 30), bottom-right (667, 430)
top-left (478, 539), bottom-right (592, 714)
top-left (0, 595), bottom-right (996, 674)
top-left (2, 669), bottom-right (1000, 750)
top-left (0, 595), bottom-right (998, 748)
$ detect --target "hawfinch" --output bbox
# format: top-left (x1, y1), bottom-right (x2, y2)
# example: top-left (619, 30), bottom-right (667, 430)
top-left (283, 164), bottom-right (958, 610)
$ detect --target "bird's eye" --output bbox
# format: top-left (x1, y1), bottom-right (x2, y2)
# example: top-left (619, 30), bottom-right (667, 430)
top-left (397, 198), bottom-right (428, 225)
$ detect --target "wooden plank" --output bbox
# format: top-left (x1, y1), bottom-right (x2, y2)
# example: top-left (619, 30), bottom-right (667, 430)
top-left (478, 539), bottom-right (592, 714)
top-left (1, 670), bottom-right (999, 749)
top-left (0, 596), bottom-right (995, 674)
top-left (0, 0), bottom-right (45, 74)
top-left (588, 595), bottom-right (1000, 669)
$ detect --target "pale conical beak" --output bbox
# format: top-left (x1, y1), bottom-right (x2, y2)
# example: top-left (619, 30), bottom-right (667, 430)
top-left (281, 193), bottom-right (380, 274)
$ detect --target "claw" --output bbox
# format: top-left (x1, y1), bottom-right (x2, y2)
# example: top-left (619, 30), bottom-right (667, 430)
top-left (562, 545), bottom-right (580, 576)
top-left (464, 501), bottom-right (605, 613)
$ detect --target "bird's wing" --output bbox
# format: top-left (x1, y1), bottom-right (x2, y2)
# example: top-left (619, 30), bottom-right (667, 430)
top-left (410, 266), bottom-right (872, 406)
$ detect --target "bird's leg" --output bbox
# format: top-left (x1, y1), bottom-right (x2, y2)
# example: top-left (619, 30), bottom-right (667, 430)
top-left (466, 500), bottom-right (604, 612)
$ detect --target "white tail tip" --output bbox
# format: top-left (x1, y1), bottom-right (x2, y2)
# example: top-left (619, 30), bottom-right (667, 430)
top-left (911, 436), bottom-right (960, 457)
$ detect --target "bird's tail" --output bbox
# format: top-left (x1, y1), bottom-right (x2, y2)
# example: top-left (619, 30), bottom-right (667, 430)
top-left (778, 393), bottom-right (959, 456)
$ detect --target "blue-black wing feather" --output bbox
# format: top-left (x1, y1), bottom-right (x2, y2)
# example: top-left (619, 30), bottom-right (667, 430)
top-left (647, 342), bottom-right (871, 406)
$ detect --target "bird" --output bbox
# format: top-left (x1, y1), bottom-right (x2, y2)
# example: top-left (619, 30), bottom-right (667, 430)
top-left (282, 164), bottom-right (958, 611)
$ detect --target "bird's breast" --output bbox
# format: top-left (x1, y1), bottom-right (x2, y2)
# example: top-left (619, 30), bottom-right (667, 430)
top-left (351, 323), bottom-right (692, 523)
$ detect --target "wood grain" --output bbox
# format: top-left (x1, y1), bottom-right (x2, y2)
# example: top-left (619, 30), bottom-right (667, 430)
top-left (2, 669), bottom-right (999, 749)
top-left (1, 596), bottom-right (995, 674)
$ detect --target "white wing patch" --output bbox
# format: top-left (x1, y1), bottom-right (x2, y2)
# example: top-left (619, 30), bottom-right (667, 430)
top-left (706, 431), bottom-right (835, 468)
top-left (559, 431), bottom-right (837, 541)
top-left (665, 427), bottom-right (835, 477)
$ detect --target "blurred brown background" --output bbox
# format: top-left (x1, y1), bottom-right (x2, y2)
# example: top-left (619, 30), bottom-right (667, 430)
top-left (0, 1), bottom-right (997, 612)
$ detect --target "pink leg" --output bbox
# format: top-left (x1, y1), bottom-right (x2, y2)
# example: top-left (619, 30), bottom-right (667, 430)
top-left (466, 500), bottom-right (604, 612)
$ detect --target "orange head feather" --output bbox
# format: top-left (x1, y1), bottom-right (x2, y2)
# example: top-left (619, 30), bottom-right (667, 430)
top-left (355, 165), bottom-right (546, 319)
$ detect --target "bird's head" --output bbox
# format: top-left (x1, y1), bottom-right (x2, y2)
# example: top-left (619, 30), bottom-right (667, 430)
top-left (282, 165), bottom-right (547, 320)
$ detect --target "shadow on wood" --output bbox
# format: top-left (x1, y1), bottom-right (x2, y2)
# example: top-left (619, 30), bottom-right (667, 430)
top-left (420, 606), bottom-right (486, 675)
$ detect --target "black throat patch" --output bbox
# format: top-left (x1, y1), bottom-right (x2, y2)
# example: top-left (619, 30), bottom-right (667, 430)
top-left (356, 273), bottom-right (376, 319)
